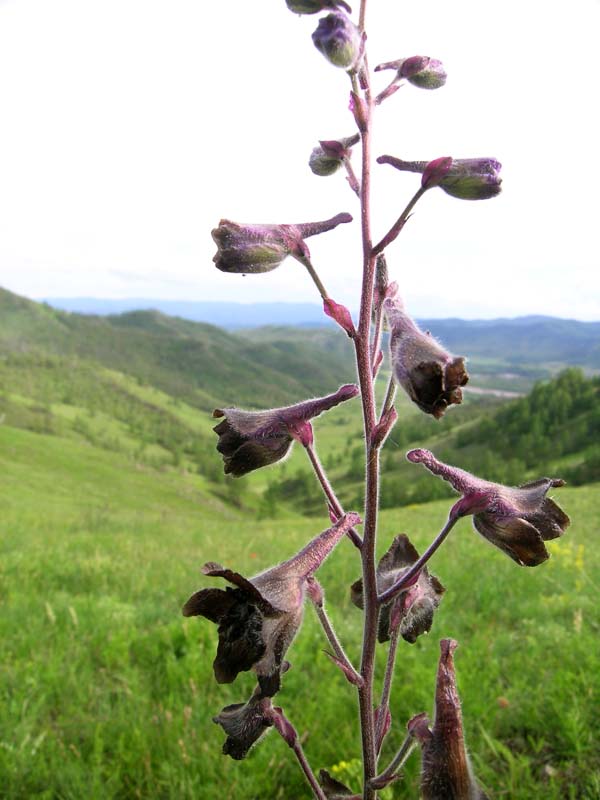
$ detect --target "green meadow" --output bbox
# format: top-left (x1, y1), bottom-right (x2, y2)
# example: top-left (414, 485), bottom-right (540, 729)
top-left (2, 290), bottom-right (600, 797)
top-left (1, 424), bottom-right (599, 799)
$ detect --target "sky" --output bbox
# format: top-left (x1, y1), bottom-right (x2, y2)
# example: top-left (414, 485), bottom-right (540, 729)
top-left (0, 0), bottom-right (599, 319)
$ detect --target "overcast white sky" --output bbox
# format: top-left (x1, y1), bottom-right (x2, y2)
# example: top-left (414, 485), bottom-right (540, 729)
top-left (0, 0), bottom-right (598, 319)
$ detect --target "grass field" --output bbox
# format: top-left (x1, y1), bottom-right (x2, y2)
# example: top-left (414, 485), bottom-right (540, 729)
top-left (1, 423), bottom-right (599, 799)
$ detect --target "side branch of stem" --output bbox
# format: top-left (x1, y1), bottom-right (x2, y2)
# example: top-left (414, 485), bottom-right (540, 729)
top-left (378, 516), bottom-right (458, 604)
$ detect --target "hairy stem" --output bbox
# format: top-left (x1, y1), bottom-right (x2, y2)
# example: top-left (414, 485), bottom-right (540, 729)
top-left (378, 516), bottom-right (458, 604)
top-left (372, 186), bottom-right (426, 256)
top-left (312, 599), bottom-right (363, 686)
top-left (353, 40), bottom-right (380, 800)
top-left (369, 733), bottom-right (416, 790)
top-left (379, 374), bottom-right (397, 420)
top-left (370, 301), bottom-right (384, 373)
top-left (359, 0), bottom-right (367, 32)
top-left (304, 444), bottom-right (363, 549)
top-left (302, 257), bottom-right (330, 299)
top-left (292, 740), bottom-right (328, 800)
top-left (375, 626), bottom-right (400, 753)
top-left (344, 157), bottom-right (361, 198)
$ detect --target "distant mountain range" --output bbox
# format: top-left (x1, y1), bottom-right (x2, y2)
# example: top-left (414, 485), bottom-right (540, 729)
top-left (42, 296), bottom-right (600, 369)
top-left (44, 298), bottom-right (335, 329)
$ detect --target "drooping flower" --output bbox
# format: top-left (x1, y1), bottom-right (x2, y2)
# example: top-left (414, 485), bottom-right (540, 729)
top-left (409, 639), bottom-right (490, 800)
top-left (351, 534), bottom-right (445, 643)
top-left (384, 294), bottom-right (468, 418)
top-left (377, 155), bottom-right (502, 200)
top-left (212, 212), bottom-right (352, 274)
top-left (213, 685), bottom-right (274, 760)
top-left (309, 134), bottom-right (360, 177)
top-left (213, 383), bottom-right (359, 477)
top-left (286, 0), bottom-right (352, 15)
top-left (312, 11), bottom-right (362, 70)
top-left (406, 448), bottom-right (570, 566)
top-left (182, 512), bottom-right (361, 695)
top-left (375, 55), bottom-right (447, 90)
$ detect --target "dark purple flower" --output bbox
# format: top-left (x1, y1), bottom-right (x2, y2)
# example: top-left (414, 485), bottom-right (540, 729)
top-left (407, 448), bottom-right (570, 567)
top-left (409, 640), bottom-right (489, 800)
top-left (286, 0), bottom-right (352, 16)
top-left (351, 534), bottom-right (445, 643)
top-left (309, 134), bottom-right (360, 177)
top-left (213, 384), bottom-right (359, 477)
top-left (212, 212), bottom-right (352, 274)
top-left (183, 512), bottom-right (361, 694)
top-left (377, 155), bottom-right (502, 200)
top-left (312, 11), bottom-right (362, 70)
top-left (375, 55), bottom-right (447, 90)
top-left (213, 685), bottom-right (274, 760)
top-left (384, 295), bottom-right (468, 418)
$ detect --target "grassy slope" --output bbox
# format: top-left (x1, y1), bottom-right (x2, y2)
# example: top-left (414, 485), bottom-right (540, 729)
top-left (1, 424), bottom-right (598, 799)
top-left (0, 288), bottom-right (357, 410)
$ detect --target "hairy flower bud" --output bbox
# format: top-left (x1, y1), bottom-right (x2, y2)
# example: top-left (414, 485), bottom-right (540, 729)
top-left (406, 448), bottom-right (570, 566)
top-left (312, 11), bottom-right (362, 70)
top-left (213, 384), bottom-right (359, 477)
top-left (375, 55), bottom-right (447, 90)
top-left (309, 134), bottom-right (360, 176)
top-left (212, 213), bottom-right (352, 274)
top-left (378, 155), bottom-right (502, 200)
top-left (410, 640), bottom-right (489, 799)
top-left (384, 295), bottom-right (468, 418)
top-left (286, 0), bottom-right (351, 14)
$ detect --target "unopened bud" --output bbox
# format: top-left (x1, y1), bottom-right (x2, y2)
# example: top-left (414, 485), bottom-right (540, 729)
top-left (324, 297), bottom-right (356, 337)
top-left (400, 56), bottom-right (447, 89)
top-left (312, 11), bottom-right (362, 70)
top-left (378, 155), bottom-right (502, 201)
top-left (309, 134), bottom-right (360, 176)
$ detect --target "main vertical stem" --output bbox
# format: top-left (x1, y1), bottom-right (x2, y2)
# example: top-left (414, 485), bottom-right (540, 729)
top-left (354, 6), bottom-right (379, 793)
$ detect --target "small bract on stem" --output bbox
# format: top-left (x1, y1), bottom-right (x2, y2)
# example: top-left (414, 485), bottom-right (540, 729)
top-left (182, 1), bottom-right (568, 798)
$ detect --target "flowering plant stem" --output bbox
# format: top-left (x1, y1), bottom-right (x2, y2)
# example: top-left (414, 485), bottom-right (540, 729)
top-left (372, 186), bottom-right (426, 255)
top-left (374, 626), bottom-right (400, 752)
top-left (304, 443), bottom-right (363, 549)
top-left (289, 736), bottom-right (328, 800)
top-left (352, 16), bottom-right (381, 791)
top-left (311, 598), bottom-right (363, 687)
top-left (378, 515), bottom-right (459, 604)
top-left (369, 732), bottom-right (417, 790)
top-left (199, 0), bottom-right (529, 796)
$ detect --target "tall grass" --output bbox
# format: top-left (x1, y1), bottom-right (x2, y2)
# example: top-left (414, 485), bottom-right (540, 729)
top-left (1, 425), bottom-right (598, 797)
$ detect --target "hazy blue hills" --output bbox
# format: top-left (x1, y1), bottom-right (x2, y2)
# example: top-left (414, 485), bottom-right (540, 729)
top-left (43, 296), bottom-right (600, 370)
top-left (44, 298), bottom-right (331, 329)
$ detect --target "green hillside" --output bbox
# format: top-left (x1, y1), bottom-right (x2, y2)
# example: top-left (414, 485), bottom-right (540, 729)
top-left (3, 287), bottom-right (600, 520)
top-left (0, 287), bottom-right (357, 410)
top-left (0, 420), bottom-right (598, 799)
top-left (1, 287), bottom-right (599, 797)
